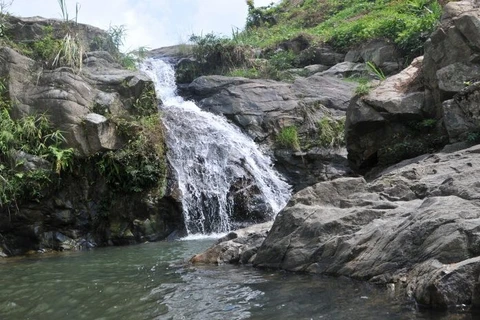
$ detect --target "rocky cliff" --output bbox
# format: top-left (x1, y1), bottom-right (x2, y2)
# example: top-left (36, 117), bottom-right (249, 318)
top-left (0, 17), bottom-right (182, 256)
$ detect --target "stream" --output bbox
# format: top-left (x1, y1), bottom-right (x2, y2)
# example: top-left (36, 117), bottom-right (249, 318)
top-left (0, 240), bottom-right (474, 320)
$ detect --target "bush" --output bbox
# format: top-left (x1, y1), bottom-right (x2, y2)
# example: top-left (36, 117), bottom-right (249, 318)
top-left (276, 126), bottom-right (300, 150)
top-left (177, 32), bottom-right (253, 83)
top-left (98, 115), bottom-right (167, 195)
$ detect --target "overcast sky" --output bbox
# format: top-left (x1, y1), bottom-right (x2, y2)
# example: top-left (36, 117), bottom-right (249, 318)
top-left (8, 0), bottom-right (278, 51)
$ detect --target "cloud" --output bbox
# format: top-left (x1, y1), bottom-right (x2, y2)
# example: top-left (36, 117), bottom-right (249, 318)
top-left (9, 0), bottom-right (279, 50)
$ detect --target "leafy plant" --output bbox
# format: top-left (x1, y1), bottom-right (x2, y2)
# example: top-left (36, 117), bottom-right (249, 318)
top-left (97, 115), bottom-right (166, 195)
top-left (131, 82), bottom-right (158, 116)
top-left (276, 126), bottom-right (300, 150)
top-left (366, 61), bottom-right (386, 81)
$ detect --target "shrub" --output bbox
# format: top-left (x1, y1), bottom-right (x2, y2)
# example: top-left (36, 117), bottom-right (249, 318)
top-left (0, 86), bottom-right (75, 207)
top-left (98, 115), bottom-right (167, 195)
top-left (276, 126), bottom-right (300, 150)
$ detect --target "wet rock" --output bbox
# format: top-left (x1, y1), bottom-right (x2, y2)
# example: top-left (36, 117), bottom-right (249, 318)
top-left (190, 222), bottom-right (273, 265)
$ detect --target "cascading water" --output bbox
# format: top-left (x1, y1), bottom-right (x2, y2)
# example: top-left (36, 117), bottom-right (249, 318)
top-left (140, 58), bottom-right (291, 235)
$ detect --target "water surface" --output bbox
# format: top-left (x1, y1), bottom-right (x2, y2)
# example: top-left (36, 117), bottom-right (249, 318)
top-left (0, 240), bottom-right (475, 319)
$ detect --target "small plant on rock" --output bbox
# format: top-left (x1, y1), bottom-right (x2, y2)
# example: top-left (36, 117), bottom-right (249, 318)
top-left (276, 126), bottom-right (300, 151)
top-left (317, 117), bottom-right (345, 148)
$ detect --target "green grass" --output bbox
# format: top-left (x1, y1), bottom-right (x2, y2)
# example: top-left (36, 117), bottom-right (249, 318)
top-left (317, 116), bottom-right (345, 147)
top-left (237, 0), bottom-right (441, 56)
top-left (182, 0), bottom-right (442, 82)
top-left (276, 126), bottom-right (301, 150)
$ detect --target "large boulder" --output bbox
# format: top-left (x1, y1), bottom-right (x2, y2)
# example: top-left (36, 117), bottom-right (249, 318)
top-left (346, 56), bottom-right (447, 170)
top-left (253, 144), bottom-right (480, 308)
top-left (346, 1), bottom-right (480, 171)
top-left (0, 22), bottom-right (182, 256)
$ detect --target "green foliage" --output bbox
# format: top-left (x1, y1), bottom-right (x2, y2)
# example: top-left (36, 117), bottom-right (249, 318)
top-left (355, 82), bottom-right (371, 95)
top-left (0, 77), bottom-right (75, 207)
top-left (107, 25), bottom-right (126, 50)
top-left (276, 126), bottom-right (300, 150)
top-left (131, 82), bottom-right (158, 116)
top-left (235, 0), bottom-right (441, 58)
top-left (317, 117), bottom-right (345, 148)
top-left (366, 61), bottom-right (386, 81)
top-left (97, 115), bottom-right (167, 195)
top-left (28, 3), bottom-right (84, 71)
top-left (177, 32), bottom-right (253, 83)
top-left (467, 131), bottom-right (480, 143)
top-left (31, 26), bottom-right (62, 62)
top-left (268, 50), bottom-right (296, 70)
top-left (246, 0), bottom-right (277, 29)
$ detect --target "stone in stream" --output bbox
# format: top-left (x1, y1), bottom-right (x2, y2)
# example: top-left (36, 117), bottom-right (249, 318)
top-left (190, 222), bottom-right (273, 265)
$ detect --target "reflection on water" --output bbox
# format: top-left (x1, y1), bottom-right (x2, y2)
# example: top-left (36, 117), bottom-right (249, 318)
top-left (0, 240), bottom-right (476, 320)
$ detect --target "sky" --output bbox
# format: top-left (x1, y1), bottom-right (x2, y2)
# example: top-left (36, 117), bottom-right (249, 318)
top-left (8, 0), bottom-right (278, 51)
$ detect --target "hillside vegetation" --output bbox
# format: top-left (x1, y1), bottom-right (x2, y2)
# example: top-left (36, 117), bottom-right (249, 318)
top-left (178, 0), bottom-right (444, 82)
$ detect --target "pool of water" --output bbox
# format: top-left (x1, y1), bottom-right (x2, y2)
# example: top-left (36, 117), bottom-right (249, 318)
top-left (0, 240), bottom-right (475, 320)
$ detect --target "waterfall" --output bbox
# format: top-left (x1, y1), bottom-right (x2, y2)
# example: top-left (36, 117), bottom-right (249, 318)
top-left (140, 58), bottom-right (291, 235)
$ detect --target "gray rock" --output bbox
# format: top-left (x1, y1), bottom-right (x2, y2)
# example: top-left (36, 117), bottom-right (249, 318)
top-left (253, 144), bottom-right (480, 308)
top-left (182, 74), bottom-right (356, 189)
top-left (345, 40), bottom-right (403, 75)
top-left (190, 222), bottom-right (273, 265)
top-left (0, 45), bottom-right (152, 157)
top-left (83, 113), bottom-right (123, 153)
top-left (319, 62), bottom-right (368, 79)
top-left (442, 99), bottom-right (475, 141)
top-left (346, 57), bottom-right (445, 170)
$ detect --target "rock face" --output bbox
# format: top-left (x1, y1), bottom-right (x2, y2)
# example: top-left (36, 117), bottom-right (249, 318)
top-left (253, 144), bottom-right (480, 308)
top-left (346, 1), bottom-right (480, 171)
top-left (181, 73), bottom-right (356, 190)
top-left (346, 57), bottom-right (447, 170)
top-left (345, 40), bottom-right (403, 75)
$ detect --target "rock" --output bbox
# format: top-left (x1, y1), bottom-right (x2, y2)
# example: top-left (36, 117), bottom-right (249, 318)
top-left (5, 16), bottom-right (117, 55)
top-left (303, 64), bottom-right (330, 75)
top-left (0, 21), bottom-right (182, 256)
top-left (83, 113), bottom-right (123, 153)
top-left (0, 46), bottom-right (153, 157)
top-left (319, 62), bottom-right (368, 79)
top-left (253, 144), bottom-right (480, 308)
top-left (190, 222), bottom-right (273, 265)
top-left (274, 148), bottom-right (353, 192)
top-left (148, 45), bottom-right (193, 63)
top-left (441, 99), bottom-right (475, 142)
top-left (295, 45), bottom-right (346, 67)
top-left (12, 151), bottom-right (51, 172)
top-left (345, 40), bottom-right (403, 75)
top-left (186, 74), bottom-right (355, 142)
top-left (423, 1), bottom-right (480, 115)
top-left (182, 74), bottom-right (356, 189)
top-left (346, 57), bottom-right (448, 170)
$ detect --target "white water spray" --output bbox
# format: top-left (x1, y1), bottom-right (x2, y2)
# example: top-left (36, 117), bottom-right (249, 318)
top-left (140, 58), bottom-right (291, 235)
